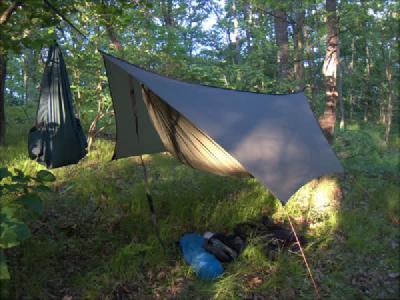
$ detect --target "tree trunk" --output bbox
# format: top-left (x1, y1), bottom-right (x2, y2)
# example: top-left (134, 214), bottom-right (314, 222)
top-left (382, 46), bottom-right (393, 144)
top-left (305, 25), bottom-right (318, 106)
top-left (23, 52), bottom-right (29, 103)
top-left (274, 9), bottom-right (289, 80)
top-left (161, 0), bottom-right (173, 26)
top-left (360, 0), bottom-right (371, 123)
top-left (294, 7), bottom-right (305, 89)
top-left (319, 0), bottom-right (339, 144)
top-left (0, 53), bottom-right (6, 146)
top-left (244, 2), bottom-right (253, 53)
top-left (338, 63), bottom-right (345, 129)
top-left (102, 1), bottom-right (122, 53)
top-left (364, 40), bottom-right (372, 122)
top-left (0, 1), bottom-right (23, 146)
top-left (384, 66), bottom-right (393, 144)
top-left (232, 0), bottom-right (241, 64)
top-left (349, 37), bottom-right (355, 122)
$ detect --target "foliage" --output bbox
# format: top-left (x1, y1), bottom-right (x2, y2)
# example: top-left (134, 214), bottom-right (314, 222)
top-left (0, 167), bottom-right (55, 280)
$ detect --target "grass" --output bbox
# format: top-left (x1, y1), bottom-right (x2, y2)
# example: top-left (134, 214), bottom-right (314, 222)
top-left (1, 104), bottom-right (399, 299)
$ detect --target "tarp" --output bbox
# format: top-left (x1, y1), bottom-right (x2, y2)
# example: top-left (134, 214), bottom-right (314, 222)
top-left (102, 52), bottom-right (343, 204)
top-left (28, 43), bottom-right (87, 168)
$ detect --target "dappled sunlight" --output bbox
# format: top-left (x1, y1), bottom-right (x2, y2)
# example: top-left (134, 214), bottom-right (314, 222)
top-left (312, 177), bottom-right (341, 211)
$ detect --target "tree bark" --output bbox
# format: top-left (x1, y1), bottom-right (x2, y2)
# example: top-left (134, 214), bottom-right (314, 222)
top-left (274, 9), bottom-right (289, 80)
top-left (319, 0), bottom-right (340, 144)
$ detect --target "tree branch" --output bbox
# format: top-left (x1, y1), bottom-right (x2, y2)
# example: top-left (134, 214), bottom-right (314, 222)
top-left (0, 1), bottom-right (22, 25)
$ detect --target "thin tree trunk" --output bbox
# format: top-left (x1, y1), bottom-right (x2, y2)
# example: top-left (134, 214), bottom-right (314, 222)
top-left (338, 63), bottom-right (344, 129)
top-left (0, 1), bottom-right (23, 145)
top-left (161, 0), bottom-right (173, 26)
top-left (274, 9), bottom-right (289, 80)
top-left (232, 0), bottom-right (241, 64)
top-left (319, 0), bottom-right (340, 144)
top-left (102, 1), bottom-right (122, 53)
top-left (349, 37), bottom-right (355, 122)
top-left (294, 6), bottom-right (305, 89)
top-left (364, 40), bottom-right (372, 122)
top-left (385, 69), bottom-right (393, 144)
top-left (244, 2), bottom-right (253, 53)
top-left (361, 0), bottom-right (371, 123)
top-left (73, 69), bottom-right (81, 119)
top-left (23, 52), bottom-right (29, 103)
top-left (382, 46), bottom-right (393, 144)
top-left (305, 26), bottom-right (318, 106)
top-left (0, 53), bottom-right (6, 146)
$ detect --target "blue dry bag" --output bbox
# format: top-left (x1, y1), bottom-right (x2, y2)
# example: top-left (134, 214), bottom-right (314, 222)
top-left (179, 233), bottom-right (224, 280)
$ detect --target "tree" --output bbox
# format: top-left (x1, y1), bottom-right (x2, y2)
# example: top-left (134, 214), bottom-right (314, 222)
top-left (273, 7), bottom-right (289, 81)
top-left (0, 1), bottom-right (22, 145)
top-left (319, 0), bottom-right (340, 144)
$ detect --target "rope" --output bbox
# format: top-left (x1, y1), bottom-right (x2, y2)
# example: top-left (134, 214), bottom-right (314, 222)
top-left (139, 155), bottom-right (166, 253)
top-left (130, 81), bottom-right (165, 252)
top-left (43, 0), bottom-right (89, 41)
top-left (286, 213), bottom-right (321, 300)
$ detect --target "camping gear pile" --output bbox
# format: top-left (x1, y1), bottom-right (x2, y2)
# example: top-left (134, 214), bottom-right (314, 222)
top-left (179, 216), bottom-right (306, 280)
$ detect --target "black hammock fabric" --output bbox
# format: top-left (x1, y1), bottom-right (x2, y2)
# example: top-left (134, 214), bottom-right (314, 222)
top-left (102, 52), bottom-right (343, 204)
top-left (28, 43), bottom-right (87, 168)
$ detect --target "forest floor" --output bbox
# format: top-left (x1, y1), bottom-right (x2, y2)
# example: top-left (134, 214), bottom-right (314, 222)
top-left (1, 104), bottom-right (399, 300)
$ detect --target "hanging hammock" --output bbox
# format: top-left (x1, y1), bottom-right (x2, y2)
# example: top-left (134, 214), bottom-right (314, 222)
top-left (28, 43), bottom-right (87, 168)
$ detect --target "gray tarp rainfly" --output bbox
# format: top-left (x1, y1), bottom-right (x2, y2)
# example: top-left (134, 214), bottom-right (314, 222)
top-left (28, 43), bottom-right (87, 168)
top-left (102, 52), bottom-right (343, 204)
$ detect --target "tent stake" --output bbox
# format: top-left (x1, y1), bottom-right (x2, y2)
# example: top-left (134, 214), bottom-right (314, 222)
top-left (286, 213), bottom-right (321, 300)
top-left (139, 155), bottom-right (166, 253)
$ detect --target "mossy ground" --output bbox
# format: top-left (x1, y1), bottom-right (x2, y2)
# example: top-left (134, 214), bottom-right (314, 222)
top-left (1, 104), bottom-right (399, 299)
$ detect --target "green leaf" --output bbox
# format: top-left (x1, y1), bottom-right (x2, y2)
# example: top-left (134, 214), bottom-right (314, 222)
top-left (0, 219), bottom-right (31, 249)
top-left (11, 168), bottom-right (28, 183)
top-left (0, 168), bottom-right (12, 181)
top-left (0, 206), bottom-right (17, 221)
top-left (15, 194), bottom-right (43, 214)
top-left (0, 250), bottom-right (10, 280)
top-left (36, 170), bottom-right (56, 182)
top-left (32, 185), bottom-right (51, 193)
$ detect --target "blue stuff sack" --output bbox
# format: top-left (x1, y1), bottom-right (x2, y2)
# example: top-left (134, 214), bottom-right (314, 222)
top-left (179, 233), bottom-right (224, 280)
